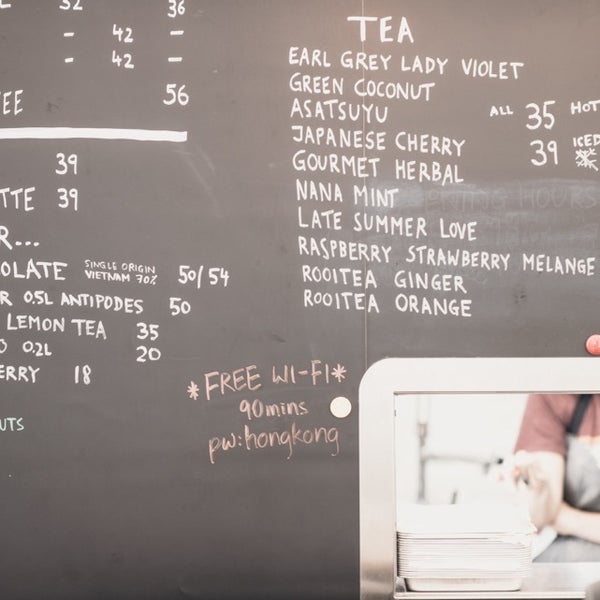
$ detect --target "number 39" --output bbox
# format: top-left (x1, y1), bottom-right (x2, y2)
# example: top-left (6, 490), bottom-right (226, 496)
top-left (530, 140), bottom-right (558, 167)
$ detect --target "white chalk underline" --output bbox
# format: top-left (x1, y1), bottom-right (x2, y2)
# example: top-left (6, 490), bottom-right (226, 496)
top-left (0, 127), bottom-right (188, 142)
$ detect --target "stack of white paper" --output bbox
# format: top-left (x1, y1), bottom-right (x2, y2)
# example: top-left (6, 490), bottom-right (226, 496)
top-left (397, 503), bottom-right (535, 592)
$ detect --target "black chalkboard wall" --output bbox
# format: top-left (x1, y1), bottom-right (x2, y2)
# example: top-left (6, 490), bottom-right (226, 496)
top-left (1, 0), bottom-right (599, 598)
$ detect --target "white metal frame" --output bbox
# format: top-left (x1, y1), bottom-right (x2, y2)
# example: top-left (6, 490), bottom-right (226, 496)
top-left (358, 357), bottom-right (600, 600)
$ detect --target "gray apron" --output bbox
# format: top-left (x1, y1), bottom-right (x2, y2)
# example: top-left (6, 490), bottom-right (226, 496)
top-left (536, 395), bottom-right (600, 562)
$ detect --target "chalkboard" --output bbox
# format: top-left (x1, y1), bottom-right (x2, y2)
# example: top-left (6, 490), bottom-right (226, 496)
top-left (0, 1), bottom-right (599, 599)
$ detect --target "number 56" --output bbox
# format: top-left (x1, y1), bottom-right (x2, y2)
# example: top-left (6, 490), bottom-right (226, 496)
top-left (163, 84), bottom-right (189, 106)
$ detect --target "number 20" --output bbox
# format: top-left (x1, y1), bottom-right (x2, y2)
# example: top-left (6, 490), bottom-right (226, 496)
top-left (136, 346), bottom-right (161, 362)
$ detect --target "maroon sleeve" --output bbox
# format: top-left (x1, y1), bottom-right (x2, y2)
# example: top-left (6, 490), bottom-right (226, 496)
top-left (514, 394), bottom-right (575, 457)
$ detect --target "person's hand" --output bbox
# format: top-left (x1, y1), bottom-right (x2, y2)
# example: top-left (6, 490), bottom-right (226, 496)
top-left (509, 450), bottom-right (565, 530)
top-left (512, 450), bottom-right (553, 491)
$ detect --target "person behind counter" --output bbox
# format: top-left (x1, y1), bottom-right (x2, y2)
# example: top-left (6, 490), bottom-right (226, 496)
top-left (513, 393), bottom-right (600, 561)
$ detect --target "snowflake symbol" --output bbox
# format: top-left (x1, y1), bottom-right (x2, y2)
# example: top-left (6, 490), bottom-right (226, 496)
top-left (331, 363), bottom-right (347, 382)
top-left (187, 380), bottom-right (200, 400)
top-left (575, 148), bottom-right (599, 171)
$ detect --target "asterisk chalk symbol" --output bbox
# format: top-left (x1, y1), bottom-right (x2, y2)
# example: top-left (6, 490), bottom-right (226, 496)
top-left (576, 148), bottom-right (599, 171)
top-left (187, 381), bottom-right (200, 400)
top-left (331, 364), bottom-right (347, 382)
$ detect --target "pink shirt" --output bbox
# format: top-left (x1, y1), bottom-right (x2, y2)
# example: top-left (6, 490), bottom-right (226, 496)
top-left (515, 394), bottom-right (600, 467)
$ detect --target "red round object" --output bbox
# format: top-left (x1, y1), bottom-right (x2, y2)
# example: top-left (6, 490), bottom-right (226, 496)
top-left (585, 334), bottom-right (600, 355)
